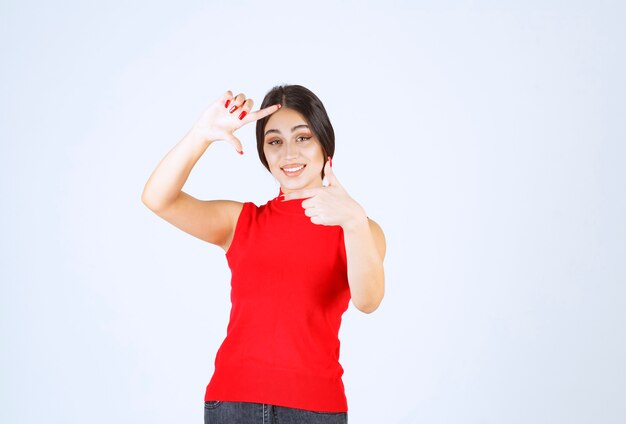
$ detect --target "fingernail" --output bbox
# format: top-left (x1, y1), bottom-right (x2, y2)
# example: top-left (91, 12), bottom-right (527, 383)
top-left (238, 111), bottom-right (247, 120)
top-left (224, 99), bottom-right (231, 108)
top-left (238, 149), bottom-right (244, 155)
top-left (229, 105), bottom-right (238, 113)
top-left (276, 103), bottom-right (281, 109)
top-left (329, 156), bottom-right (333, 168)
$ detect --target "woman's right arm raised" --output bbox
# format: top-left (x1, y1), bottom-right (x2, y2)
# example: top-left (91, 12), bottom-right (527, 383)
top-left (141, 90), bottom-right (280, 251)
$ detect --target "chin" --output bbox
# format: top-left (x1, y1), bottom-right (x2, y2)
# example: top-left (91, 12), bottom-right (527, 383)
top-left (273, 176), bottom-right (306, 192)
top-left (271, 167), bottom-right (322, 192)
top-left (279, 179), bottom-right (305, 191)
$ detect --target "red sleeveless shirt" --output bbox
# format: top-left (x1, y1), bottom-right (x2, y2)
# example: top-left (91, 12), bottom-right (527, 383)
top-left (204, 188), bottom-right (352, 412)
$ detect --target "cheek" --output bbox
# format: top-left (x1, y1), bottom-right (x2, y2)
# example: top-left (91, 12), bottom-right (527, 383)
top-left (263, 148), bottom-right (277, 166)
top-left (307, 143), bottom-right (325, 164)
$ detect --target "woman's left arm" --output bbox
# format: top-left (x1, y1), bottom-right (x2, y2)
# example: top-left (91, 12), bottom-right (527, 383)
top-left (342, 216), bottom-right (386, 313)
top-left (282, 159), bottom-right (386, 313)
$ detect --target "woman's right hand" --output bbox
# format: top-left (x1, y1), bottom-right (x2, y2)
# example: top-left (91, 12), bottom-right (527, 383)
top-left (191, 90), bottom-right (281, 154)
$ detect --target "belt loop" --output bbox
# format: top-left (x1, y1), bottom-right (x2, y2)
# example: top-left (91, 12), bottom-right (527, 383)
top-left (263, 403), bottom-right (271, 424)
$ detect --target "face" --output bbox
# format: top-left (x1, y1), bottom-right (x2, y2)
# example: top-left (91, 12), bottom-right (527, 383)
top-left (263, 107), bottom-right (326, 194)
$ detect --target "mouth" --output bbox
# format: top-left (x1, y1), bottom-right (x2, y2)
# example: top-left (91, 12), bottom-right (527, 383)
top-left (281, 163), bottom-right (306, 177)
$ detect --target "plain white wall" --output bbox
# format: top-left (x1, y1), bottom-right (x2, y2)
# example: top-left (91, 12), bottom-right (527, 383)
top-left (1, 1), bottom-right (624, 423)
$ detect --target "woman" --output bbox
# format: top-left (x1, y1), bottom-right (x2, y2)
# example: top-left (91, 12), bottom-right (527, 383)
top-left (141, 84), bottom-right (386, 424)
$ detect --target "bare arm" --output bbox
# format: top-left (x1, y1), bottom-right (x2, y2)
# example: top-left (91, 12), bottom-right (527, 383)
top-left (141, 128), bottom-right (211, 213)
top-left (141, 90), bottom-right (280, 249)
top-left (342, 217), bottom-right (386, 313)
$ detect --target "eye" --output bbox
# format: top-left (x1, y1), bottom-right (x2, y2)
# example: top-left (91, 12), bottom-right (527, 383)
top-left (296, 136), bottom-right (311, 142)
top-left (267, 139), bottom-right (281, 145)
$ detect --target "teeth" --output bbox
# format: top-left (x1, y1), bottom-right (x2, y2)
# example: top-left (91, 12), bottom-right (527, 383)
top-left (283, 165), bottom-right (304, 172)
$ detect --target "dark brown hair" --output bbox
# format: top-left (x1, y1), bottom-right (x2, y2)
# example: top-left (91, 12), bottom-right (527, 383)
top-left (256, 84), bottom-right (335, 179)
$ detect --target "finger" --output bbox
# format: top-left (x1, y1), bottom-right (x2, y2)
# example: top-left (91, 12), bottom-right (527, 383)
top-left (228, 93), bottom-right (246, 114)
top-left (310, 215), bottom-right (325, 226)
top-left (237, 98), bottom-right (254, 121)
top-left (282, 186), bottom-right (324, 201)
top-left (222, 90), bottom-right (234, 108)
top-left (324, 157), bottom-right (340, 187)
top-left (241, 103), bottom-right (281, 125)
top-left (224, 134), bottom-right (244, 155)
top-left (301, 197), bottom-right (317, 208)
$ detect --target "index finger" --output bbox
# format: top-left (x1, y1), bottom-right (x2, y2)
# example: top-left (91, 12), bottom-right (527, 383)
top-left (241, 103), bottom-right (281, 125)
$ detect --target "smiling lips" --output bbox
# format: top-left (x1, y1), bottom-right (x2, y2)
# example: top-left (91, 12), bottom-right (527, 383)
top-left (281, 163), bottom-right (306, 176)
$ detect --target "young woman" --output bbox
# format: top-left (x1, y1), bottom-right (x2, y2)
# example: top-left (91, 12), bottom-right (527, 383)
top-left (142, 85), bottom-right (386, 424)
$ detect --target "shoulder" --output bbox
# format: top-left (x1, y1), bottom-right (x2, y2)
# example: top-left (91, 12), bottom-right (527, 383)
top-left (367, 217), bottom-right (385, 237)
top-left (367, 217), bottom-right (386, 260)
top-left (216, 200), bottom-right (247, 220)
top-left (232, 200), bottom-right (258, 220)
top-left (220, 201), bottom-right (255, 252)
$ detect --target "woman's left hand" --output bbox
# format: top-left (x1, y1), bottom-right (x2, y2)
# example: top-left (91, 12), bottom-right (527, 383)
top-left (281, 157), bottom-right (368, 230)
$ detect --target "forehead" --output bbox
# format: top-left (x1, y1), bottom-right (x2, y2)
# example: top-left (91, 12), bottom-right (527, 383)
top-left (264, 108), bottom-right (308, 132)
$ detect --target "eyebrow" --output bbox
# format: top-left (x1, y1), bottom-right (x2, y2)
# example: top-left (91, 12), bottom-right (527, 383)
top-left (264, 124), bottom-right (310, 137)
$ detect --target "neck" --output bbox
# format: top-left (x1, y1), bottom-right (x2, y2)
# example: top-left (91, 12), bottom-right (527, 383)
top-left (279, 180), bottom-right (323, 194)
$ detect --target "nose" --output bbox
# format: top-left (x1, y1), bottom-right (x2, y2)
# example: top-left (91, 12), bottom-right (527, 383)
top-left (284, 140), bottom-right (298, 159)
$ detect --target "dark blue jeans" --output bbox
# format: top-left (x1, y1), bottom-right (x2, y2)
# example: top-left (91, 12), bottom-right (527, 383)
top-left (204, 400), bottom-right (348, 424)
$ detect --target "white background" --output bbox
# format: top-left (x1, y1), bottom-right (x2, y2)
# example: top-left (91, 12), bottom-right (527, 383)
top-left (1, 1), bottom-right (625, 423)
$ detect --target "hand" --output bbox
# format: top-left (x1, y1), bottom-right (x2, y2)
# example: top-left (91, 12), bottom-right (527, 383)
top-left (191, 90), bottom-right (281, 154)
top-left (282, 158), bottom-right (368, 230)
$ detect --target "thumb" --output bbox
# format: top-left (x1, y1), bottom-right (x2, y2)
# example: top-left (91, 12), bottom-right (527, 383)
top-left (324, 156), bottom-right (340, 186)
top-left (224, 134), bottom-right (244, 155)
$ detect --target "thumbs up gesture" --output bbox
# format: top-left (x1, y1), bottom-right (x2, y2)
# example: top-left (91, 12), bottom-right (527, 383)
top-left (282, 157), bottom-right (368, 230)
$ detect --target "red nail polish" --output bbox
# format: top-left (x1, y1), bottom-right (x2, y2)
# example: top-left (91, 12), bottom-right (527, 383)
top-left (238, 149), bottom-right (244, 155)
top-left (224, 99), bottom-right (230, 108)
top-left (329, 156), bottom-right (333, 168)
top-left (276, 103), bottom-right (281, 109)
top-left (229, 105), bottom-right (238, 113)
top-left (238, 111), bottom-right (247, 120)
